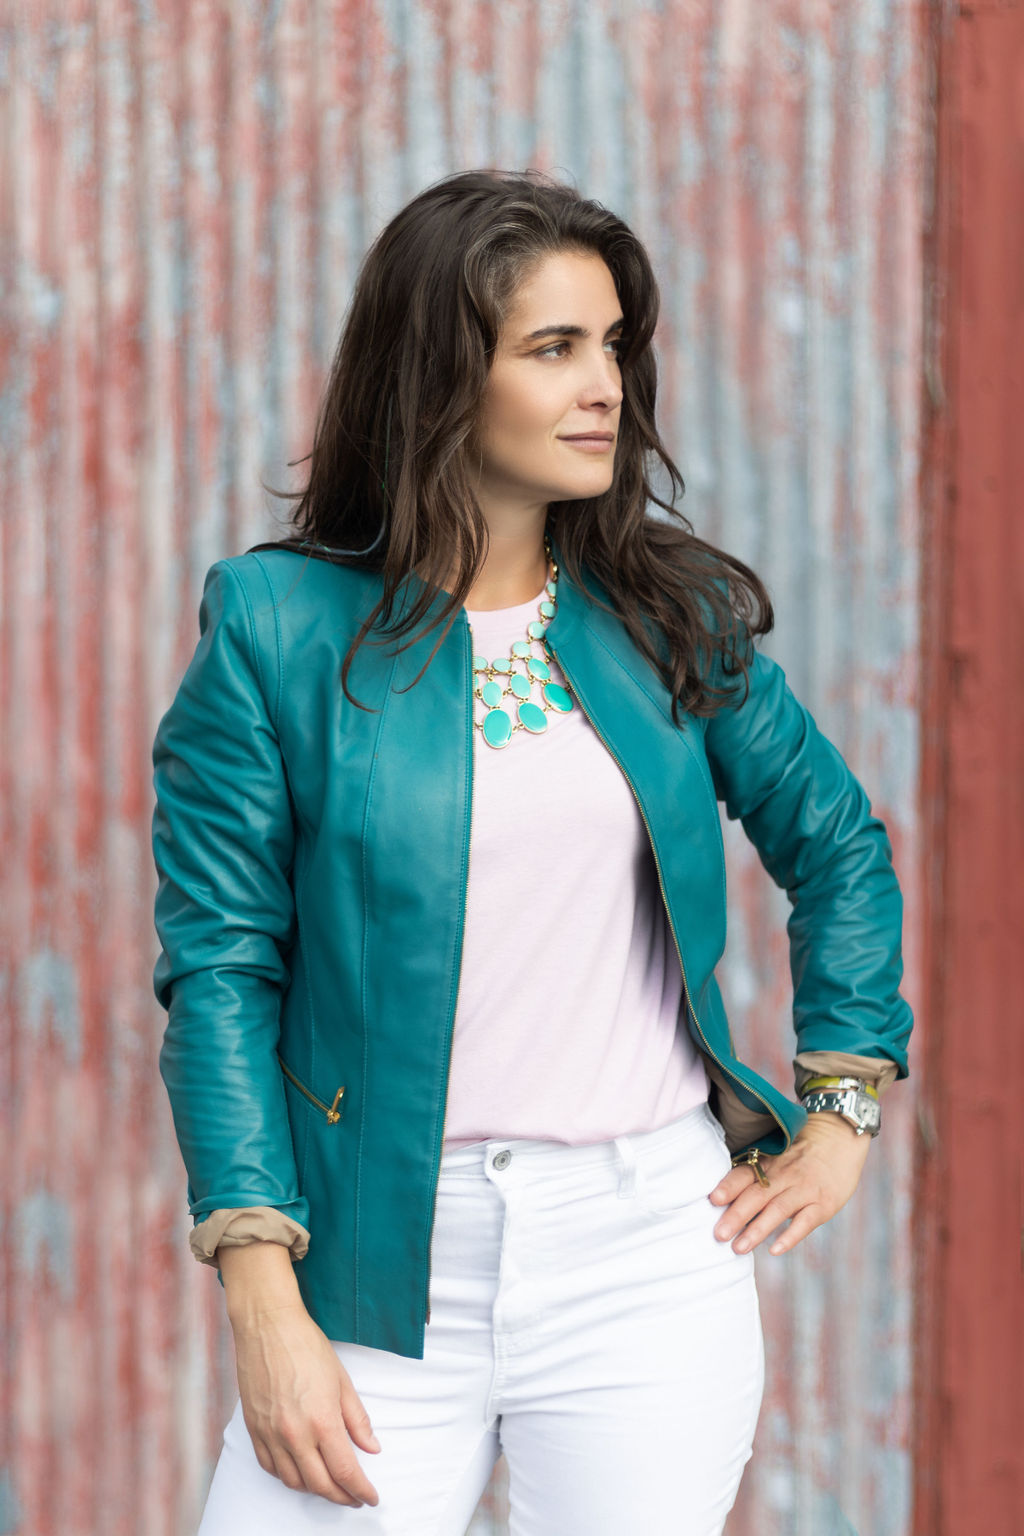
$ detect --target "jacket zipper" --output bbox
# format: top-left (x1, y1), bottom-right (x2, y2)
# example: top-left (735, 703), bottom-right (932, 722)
top-left (276, 1050), bottom-right (345, 1124)
top-left (423, 617), bottom-right (476, 1326)
top-left (542, 634), bottom-right (792, 1156)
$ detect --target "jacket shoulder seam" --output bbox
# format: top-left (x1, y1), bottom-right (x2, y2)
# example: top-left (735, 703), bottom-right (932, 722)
top-left (213, 560), bottom-right (274, 725)
top-left (249, 552), bottom-right (286, 731)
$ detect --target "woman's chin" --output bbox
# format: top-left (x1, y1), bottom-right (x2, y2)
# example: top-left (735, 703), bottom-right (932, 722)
top-left (545, 473), bottom-right (616, 503)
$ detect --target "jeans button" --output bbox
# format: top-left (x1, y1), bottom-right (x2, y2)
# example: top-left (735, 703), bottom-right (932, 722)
top-left (492, 1149), bottom-right (512, 1170)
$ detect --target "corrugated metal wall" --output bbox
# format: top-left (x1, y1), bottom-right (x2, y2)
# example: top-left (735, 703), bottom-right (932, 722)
top-left (0, 3), bottom-right (926, 1532)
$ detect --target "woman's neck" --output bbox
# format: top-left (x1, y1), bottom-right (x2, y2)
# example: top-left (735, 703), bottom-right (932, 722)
top-left (446, 529), bottom-right (550, 611)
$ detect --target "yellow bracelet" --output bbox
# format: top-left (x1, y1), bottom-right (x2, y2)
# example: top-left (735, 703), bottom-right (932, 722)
top-left (800, 1075), bottom-right (879, 1101)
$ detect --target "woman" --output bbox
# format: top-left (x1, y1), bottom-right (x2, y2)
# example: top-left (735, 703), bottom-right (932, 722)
top-left (151, 168), bottom-right (912, 1535)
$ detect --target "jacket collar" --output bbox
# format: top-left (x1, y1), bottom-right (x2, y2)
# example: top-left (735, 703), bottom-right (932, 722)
top-left (542, 529), bottom-right (590, 649)
top-left (543, 531), bottom-right (682, 731)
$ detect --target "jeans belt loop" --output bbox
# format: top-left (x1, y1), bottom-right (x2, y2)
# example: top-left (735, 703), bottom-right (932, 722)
top-left (613, 1134), bottom-right (641, 1200)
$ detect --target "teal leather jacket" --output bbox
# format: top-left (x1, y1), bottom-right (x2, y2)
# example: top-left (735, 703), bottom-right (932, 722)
top-left (151, 538), bottom-right (912, 1360)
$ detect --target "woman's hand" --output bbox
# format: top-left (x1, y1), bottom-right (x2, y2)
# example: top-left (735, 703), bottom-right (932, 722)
top-left (229, 1299), bottom-right (382, 1508)
top-left (708, 1112), bottom-right (873, 1256)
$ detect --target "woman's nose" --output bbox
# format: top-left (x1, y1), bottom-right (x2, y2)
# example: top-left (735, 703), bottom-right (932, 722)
top-left (582, 357), bottom-right (623, 407)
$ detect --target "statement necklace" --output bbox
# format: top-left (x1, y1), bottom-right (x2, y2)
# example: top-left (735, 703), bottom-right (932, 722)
top-left (468, 537), bottom-right (575, 750)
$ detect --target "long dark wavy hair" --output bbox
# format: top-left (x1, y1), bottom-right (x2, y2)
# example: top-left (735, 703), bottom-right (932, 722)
top-left (247, 167), bottom-right (773, 723)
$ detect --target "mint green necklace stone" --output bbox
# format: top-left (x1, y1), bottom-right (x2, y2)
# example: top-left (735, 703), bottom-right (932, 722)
top-left (543, 682), bottom-right (573, 712)
top-left (517, 700), bottom-right (548, 733)
top-left (482, 708), bottom-right (513, 748)
top-left (510, 674), bottom-right (532, 700)
top-left (526, 657), bottom-right (551, 681)
top-left (511, 639), bottom-right (532, 657)
top-left (481, 679), bottom-right (504, 708)
top-left (527, 620), bottom-right (547, 640)
top-left (539, 599), bottom-right (556, 618)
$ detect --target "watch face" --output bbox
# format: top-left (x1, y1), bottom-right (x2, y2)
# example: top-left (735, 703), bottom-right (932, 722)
top-left (852, 1089), bottom-right (881, 1131)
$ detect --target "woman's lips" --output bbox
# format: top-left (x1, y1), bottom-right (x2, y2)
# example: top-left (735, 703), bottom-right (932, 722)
top-left (558, 436), bottom-right (615, 452)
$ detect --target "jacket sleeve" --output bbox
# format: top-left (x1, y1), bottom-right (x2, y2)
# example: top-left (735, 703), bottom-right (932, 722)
top-left (702, 636), bottom-right (913, 1081)
top-left (151, 558), bottom-right (311, 1255)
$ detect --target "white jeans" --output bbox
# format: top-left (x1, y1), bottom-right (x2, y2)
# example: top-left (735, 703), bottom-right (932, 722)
top-left (198, 1100), bottom-right (765, 1535)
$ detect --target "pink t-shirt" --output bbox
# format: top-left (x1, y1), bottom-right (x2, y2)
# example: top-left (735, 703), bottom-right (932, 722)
top-left (442, 582), bottom-right (710, 1148)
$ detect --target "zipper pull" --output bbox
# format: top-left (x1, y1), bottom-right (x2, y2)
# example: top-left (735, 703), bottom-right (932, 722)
top-left (327, 1087), bottom-right (345, 1124)
top-left (731, 1146), bottom-right (771, 1187)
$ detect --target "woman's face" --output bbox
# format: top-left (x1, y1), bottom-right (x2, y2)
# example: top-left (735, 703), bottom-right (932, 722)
top-left (471, 250), bottom-right (625, 523)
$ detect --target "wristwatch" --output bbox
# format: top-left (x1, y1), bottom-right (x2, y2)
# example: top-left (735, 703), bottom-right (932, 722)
top-left (799, 1075), bottom-right (881, 1137)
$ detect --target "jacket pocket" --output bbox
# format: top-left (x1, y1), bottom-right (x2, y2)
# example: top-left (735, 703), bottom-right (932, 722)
top-left (276, 1050), bottom-right (346, 1124)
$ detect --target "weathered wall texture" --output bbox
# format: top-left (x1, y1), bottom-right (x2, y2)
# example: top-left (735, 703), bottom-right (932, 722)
top-left (0, 3), bottom-right (927, 1533)
top-left (913, 4), bottom-right (1024, 1533)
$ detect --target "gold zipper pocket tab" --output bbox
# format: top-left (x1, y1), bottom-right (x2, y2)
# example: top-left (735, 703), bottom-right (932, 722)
top-left (277, 1052), bottom-right (346, 1124)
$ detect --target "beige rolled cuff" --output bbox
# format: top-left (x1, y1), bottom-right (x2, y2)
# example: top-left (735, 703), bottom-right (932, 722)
top-left (189, 1206), bottom-right (312, 1268)
top-left (793, 1049), bottom-right (901, 1098)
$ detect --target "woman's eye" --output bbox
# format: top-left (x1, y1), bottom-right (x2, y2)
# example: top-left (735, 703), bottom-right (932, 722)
top-left (537, 339), bottom-right (624, 359)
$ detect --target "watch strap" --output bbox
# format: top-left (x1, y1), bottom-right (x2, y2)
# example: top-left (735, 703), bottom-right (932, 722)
top-left (800, 1077), bottom-right (882, 1137)
top-left (800, 1074), bottom-right (879, 1101)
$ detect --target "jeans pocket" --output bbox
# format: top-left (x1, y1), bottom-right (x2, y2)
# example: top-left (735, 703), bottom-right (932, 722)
top-left (707, 1106), bottom-right (729, 1145)
top-left (632, 1125), bottom-right (731, 1221)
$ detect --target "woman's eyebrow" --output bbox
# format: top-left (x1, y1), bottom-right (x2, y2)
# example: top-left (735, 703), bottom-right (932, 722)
top-left (521, 317), bottom-right (625, 342)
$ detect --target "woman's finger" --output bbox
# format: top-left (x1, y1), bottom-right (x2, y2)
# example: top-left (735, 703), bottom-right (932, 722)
top-left (730, 1191), bottom-right (814, 1253)
top-left (708, 1162), bottom-right (775, 1204)
top-left (767, 1207), bottom-right (821, 1255)
top-left (316, 1422), bottom-right (381, 1507)
top-left (293, 1443), bottom-right (367, 1506)
top-left (251, 1433), bottom-right (276, 1478)
top-left (266, 1440), bottom-right (305, 1492)
top-left (337, 1371), bottom-right (383, 1457)
top-left (710, 1167), bottom-right (778, 1241)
